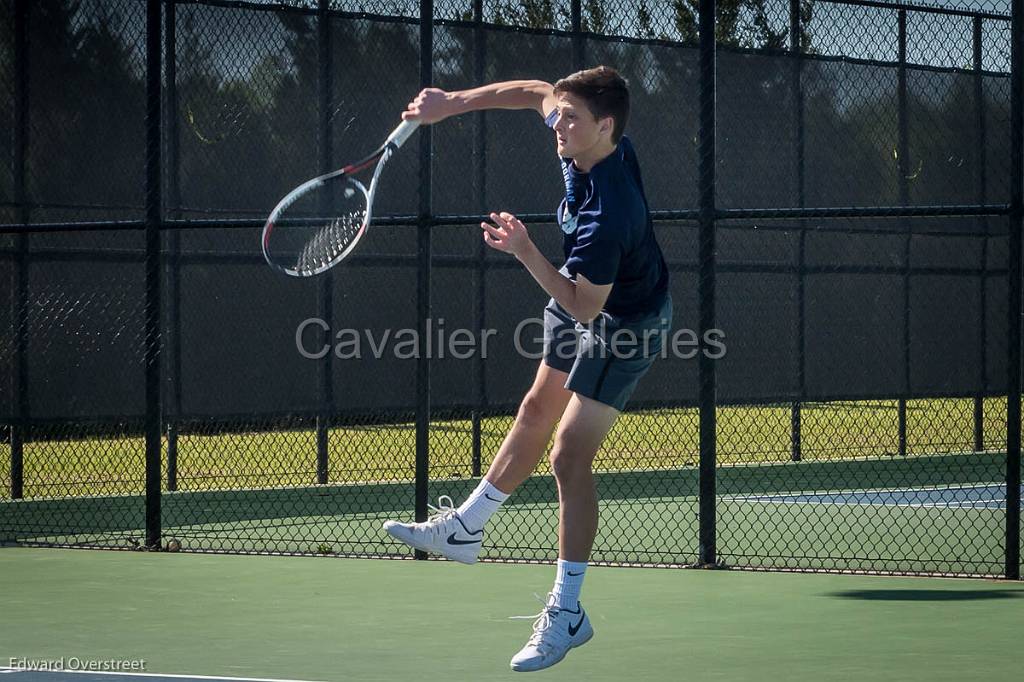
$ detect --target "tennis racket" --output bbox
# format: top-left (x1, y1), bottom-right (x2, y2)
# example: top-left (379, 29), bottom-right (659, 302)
top-left (261, 119), bottom-right (420, 277)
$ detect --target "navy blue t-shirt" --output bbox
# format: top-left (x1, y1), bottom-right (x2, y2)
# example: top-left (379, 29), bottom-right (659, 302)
top-left (544, 110), bottom-right (668, 318)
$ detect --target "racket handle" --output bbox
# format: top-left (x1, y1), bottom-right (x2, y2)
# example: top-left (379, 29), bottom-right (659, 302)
top-left (386, 119), bottom-right (421, 149)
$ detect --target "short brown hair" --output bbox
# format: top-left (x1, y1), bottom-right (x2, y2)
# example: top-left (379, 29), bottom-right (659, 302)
top-left (553, 66), bottom-right (630, 143)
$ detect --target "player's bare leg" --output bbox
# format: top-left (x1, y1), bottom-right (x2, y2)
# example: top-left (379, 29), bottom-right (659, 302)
top-left (383, 362), bottom-right (571, 563)
top-left (485, 362), bottom-right (573, 493)
top-left (550, 394), bottom-right (618, 561)
top-left (510, 393), bottom-right (617, 672)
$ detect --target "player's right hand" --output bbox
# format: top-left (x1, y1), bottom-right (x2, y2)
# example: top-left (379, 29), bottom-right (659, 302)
top-left (402, 88), bottom-right (453, 124)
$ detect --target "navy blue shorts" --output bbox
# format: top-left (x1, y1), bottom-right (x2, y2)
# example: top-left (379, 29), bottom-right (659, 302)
top-left (542, 293), bottom-right (672, 411)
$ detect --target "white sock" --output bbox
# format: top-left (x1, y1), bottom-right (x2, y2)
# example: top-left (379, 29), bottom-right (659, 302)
top-left (552, 559), bottom-right (587, 610)
top-left (455, 479), bottom-right (508, 531)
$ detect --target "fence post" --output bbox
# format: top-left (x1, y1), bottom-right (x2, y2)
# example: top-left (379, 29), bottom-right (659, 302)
top-left (164, 0), bottom-right (180, 491)
top-left (697, 0), bottom-right (718, 567)
top-left (790, 0), bottom-right (804, 462)
top-left (571, 0), bottom-right (583, 69)
top-left (144, 0), bottom-right (164, 549)
top-left (897, 9), bottom-right (909, 457)
top-left (316, 0), bottom-right (334, 485)
top-left (471, 0), bottom-right (485, 478)
top-left (973, 15), bottom-right (987, 454)
top-left (10, 0), bottom-right (29, 501)
top-left (414, 0), bottom-right (434, 558)
top-left (1004, 0), bottom-right (1022, 581)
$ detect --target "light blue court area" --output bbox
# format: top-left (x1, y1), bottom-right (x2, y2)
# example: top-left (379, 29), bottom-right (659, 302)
top-left (727, 484), bottom-right (1024, 509)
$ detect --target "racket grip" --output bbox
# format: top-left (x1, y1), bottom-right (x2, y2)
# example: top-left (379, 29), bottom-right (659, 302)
top-left (386, 119), bottom-right (421, 149)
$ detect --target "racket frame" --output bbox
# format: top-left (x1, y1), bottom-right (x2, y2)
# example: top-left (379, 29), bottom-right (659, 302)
top-left (262, 119), bottom-right (420, 277)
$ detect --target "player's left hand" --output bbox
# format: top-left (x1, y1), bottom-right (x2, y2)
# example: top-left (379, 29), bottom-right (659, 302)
top-left (481, 212), bottom-right (533, 259)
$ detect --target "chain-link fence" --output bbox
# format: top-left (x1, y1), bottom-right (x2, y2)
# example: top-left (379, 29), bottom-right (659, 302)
top-left (0, 0), bottom-right (1021, 577)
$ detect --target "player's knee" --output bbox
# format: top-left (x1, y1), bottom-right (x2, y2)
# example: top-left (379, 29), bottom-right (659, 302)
top-left (516, 391), bottom-right (557, 431)
top-left (548, 445), bottom-right (586, 484)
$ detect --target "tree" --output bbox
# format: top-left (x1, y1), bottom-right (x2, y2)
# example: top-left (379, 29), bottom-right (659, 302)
top-left (17, 0), bottom-right (145, 217)
top-left (669, 0), bottom-right (815, 49)
top-left (493, 0), bottom-right (557, 29)
top-left (636, 0), bottom-right (654, 39)
top-left (582, 0), bottom-right (612, 34)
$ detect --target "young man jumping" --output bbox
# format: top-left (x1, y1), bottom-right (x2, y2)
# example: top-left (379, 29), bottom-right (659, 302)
top-left (384, 66), bottom-right (670, 672)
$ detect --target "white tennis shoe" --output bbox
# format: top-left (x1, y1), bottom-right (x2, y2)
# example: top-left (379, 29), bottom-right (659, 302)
top-left (382, 495), bottom-right (483, 564)
top-left (509, 592), bottom-right (594, 672)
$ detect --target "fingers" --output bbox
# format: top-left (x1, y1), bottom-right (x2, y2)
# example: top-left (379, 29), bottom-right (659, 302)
top-left (496, 213), bottom-right (526, 235)
top-left (484, 213), bottom-right (511, 234)
top-left (489, 212), bottom-right (522, 230)
top-left (402, 91), bottom-right (427, 120)
top-left (480, 225), bottom-right (506, 252)
top-left (482, 211), bottom-right (530, 256)
top-left (482, 231), bottom-right (500, 250)
top-left (480, 218), bottom-right (514, 254)
top-left (480, 221), bottom-right (507, 242)
top-left (403, 88), bottom-right (446, 122)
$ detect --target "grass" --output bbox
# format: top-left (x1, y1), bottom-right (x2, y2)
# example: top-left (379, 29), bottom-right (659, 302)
top-left (1, 473), bottom-right (1010, 574)
top-left (0, 397), bottom-right (1011, 500)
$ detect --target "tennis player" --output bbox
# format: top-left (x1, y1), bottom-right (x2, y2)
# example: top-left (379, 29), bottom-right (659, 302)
top-left (384, 66), bottom-right (670, 672)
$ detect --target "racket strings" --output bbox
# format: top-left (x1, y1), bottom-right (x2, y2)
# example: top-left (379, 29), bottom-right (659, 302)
top-left (295, 208), bottom-right (366, 275)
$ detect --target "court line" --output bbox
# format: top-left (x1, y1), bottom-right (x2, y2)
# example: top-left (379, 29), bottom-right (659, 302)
top-left (0, 669), bottom-right (326, 682)
top-left (722, 483), bottom-right (1016, 509)
top-left (723, 481), bottom-right (1009, 499)
top-left (726, 498), bottom-right (1007, 509)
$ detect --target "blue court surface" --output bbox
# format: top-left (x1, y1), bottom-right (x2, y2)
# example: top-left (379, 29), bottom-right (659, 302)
top-left (1, 672), bottom-right (322, 682)
top-left (726, 483), bottom-right (1024, 509)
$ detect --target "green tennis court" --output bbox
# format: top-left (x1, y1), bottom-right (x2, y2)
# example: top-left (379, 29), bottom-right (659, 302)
top-left (1, 548), bottom-right (1022, 681)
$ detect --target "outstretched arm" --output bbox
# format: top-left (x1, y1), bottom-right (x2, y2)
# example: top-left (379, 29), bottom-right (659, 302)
top-left (402, 80), bottom-right (558, 124)
top-left (406, 83), bottom-right (604, 317)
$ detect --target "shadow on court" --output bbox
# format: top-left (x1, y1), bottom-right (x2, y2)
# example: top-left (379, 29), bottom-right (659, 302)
top-left (826, 588), bottom-right (1024, 601)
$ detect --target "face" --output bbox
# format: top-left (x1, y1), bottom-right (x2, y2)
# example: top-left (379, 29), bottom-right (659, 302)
top-left (552, 93), bottom-right (613, 160)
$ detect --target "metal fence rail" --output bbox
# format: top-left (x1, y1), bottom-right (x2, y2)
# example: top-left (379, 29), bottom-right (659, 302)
top-left (0, 0), bottom-right (1021, 578)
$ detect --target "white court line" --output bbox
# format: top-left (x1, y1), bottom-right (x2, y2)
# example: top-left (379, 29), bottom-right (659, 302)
top-left (728, 497), bottom-right (1006, 509)
top-left (0, 670), bottom-right (325, 682)
top-left (722, 482), bottom-right (1008, 500)
top-left (721, 483), bottom-right (1013, 508)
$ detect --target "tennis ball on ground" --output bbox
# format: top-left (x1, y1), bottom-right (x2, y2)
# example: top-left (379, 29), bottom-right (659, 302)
top-left (166, 539), bottom-right (182, 552)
